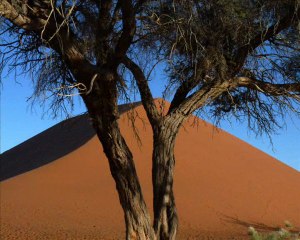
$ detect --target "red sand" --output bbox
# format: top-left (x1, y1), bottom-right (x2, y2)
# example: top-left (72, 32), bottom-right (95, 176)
top-left (1, 102), bottom-right (300, 239)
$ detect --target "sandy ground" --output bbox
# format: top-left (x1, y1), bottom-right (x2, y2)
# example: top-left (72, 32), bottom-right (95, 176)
top-left (1, 101), bottom-right (300, 239)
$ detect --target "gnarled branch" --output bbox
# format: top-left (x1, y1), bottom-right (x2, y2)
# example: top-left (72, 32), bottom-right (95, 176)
top-left (114, 0), bottom-right (136, 64)
top-left (122, 56), bottom-right (160, 124)
top-left (235, 77), bottom-right (300, 100)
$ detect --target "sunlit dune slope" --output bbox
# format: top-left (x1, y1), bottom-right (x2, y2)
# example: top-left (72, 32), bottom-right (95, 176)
top-left (1, 100), bottom-right (299, 239)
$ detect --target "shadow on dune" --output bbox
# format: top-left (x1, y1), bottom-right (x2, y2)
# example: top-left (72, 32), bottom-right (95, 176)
top-left (222, 215), bottom-right (300, 233)
top-left (0, 102), bottom-right (141, 181)
top-left (1, 114), bottom-right (95, 181)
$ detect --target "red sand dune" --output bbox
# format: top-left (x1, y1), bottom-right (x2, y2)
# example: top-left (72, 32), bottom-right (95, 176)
top-left (1, 100), bottom-right (300, 239)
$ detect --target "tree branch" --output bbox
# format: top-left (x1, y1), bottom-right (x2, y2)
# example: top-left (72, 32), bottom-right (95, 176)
top-left (169, 75), bottom-right (300, 120)
top-left (234, 6), bottom-right (299, 73)
top-left (1, 0), bottom-right (98, 87)
top-left (98, 2), bottom-right (113, 40)
top-left (170, 81), bottom-right (230, 117)
top-left (235, 77), bottom-right (300, 100)
top-left (169, 68), bottom-right (204, 113)
top-left (114, 0), bottom-right (136, 64)
top-left (122, 56), bottom-right (160, 124)
top-left (0, 0), bottom-right (46, 31)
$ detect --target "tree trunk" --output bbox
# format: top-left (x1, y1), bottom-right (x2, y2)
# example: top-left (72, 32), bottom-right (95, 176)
top-left (82, 71), bottom-right (155, 240)
top-left (152, 117), bottom-right (185, 240)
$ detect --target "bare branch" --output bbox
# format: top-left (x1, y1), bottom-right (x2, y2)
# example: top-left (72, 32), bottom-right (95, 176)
top-left (170, 81), bottom-right (230, 117)
top-left (122, 56), bottom-right (159, 124)
top-left (96, 0), bottom-right (113, 64)
top-left (235, 77), bottom-right (300, 100)
top-left (114, 0), bottom-right (136, 64)
top-left (0, 0), bottom-right (46, 30)
top-left (169, 67), bottom-right (204, 112)
top-left (234, 5), bottom-right (300, 73)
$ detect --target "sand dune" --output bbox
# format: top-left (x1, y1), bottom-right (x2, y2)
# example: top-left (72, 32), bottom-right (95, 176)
top-left (1, 101), bottom-right (299, 239)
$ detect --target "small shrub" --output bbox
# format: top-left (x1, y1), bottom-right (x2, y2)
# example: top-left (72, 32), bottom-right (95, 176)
top-left (248, 222), bottom-right (300, 240)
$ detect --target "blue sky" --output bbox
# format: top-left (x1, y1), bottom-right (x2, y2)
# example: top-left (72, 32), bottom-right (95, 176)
top-left (1, 73), bottom-right (300, 171)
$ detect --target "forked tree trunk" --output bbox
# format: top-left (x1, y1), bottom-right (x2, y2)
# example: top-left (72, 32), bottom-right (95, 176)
top-left (82, 72), bottom-right (155, 240)
top-left (152, 117), bottom-right (185, 240)
top-left (95, 118), bottom-right (154, 240)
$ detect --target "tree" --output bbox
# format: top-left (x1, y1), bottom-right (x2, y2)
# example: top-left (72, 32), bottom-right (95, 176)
top-left (1, 1), bottom-right (299, 240)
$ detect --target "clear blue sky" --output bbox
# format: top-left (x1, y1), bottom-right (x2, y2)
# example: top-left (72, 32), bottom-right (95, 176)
top-left (1, 73), bottom-right (300, 171)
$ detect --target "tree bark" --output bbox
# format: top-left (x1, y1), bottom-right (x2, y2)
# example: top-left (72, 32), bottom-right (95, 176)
top-left (152, 117), bottom-right (185, 240)
top-left (82, 71), bottom-right (155, 240)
